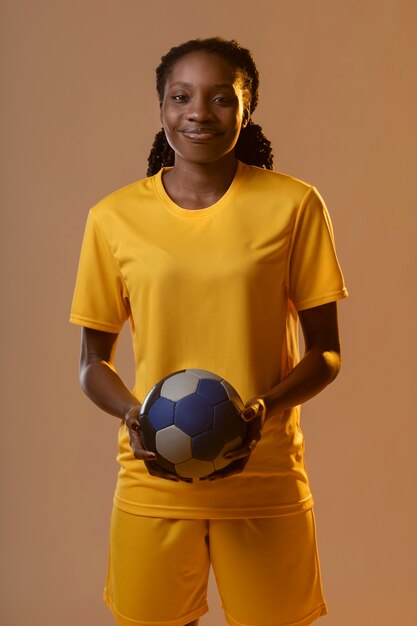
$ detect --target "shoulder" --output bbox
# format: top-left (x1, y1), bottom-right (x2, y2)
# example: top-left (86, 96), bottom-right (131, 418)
top-left (89, 174), bottom-right (156, 222)
top-left (243, 164), bottom-right (314, 204)
top-left (240, 165), bottom-right (322, 213)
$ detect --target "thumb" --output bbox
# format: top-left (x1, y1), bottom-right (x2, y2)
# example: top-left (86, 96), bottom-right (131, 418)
top-left (241, 405), bottom-right (257, 421)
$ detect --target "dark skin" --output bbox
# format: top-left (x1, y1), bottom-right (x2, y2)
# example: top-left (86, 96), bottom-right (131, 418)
top-left (78, 51), bottom-right (342, 625)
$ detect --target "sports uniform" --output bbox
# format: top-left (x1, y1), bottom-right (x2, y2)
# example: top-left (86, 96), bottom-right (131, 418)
top-left (70, 160), bottom-right (348, 625)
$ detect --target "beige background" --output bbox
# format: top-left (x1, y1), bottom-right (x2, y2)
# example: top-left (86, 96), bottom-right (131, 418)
top-left (1, 1), bottom-right (416, 624)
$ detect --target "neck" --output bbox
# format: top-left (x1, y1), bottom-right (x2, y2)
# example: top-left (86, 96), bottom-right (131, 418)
top-left (167, 153), bottom-right (238, 195)
top-left (160, 152), bottom-right (240, 210)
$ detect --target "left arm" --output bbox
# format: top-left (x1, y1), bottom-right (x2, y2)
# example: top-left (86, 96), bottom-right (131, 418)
top-left (257, 300), bottom-right (341, 420)
top-left (205, 301), bottom-right (341, 477)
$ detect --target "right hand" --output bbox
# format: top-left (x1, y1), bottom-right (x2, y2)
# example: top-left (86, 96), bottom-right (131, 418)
top-left (124, 405), bottom-right (191, 483)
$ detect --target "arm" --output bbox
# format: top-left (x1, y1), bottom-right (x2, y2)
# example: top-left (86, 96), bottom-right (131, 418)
top-left (221, 301), bottom-right (341, 468)
top-left (258, 300), bottom-right (341, 419)
top-left (80, 327), bottom-right (139, 419)
top-left (79, 327), bottom-right (185, 481)
top-left (79, 327), bottom-right (152, 455)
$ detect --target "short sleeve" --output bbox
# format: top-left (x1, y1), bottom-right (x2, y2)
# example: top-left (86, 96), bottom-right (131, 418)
top-left (287, 186), bottom-right (348, 311)
top-left (69, 209), bottom-right (130, 332)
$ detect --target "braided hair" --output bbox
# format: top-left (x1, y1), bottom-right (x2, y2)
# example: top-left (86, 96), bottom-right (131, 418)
top-left (147, 37), bottom-right (274, 176)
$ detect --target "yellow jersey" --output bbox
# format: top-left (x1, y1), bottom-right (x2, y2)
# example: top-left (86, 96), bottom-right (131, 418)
top-left (70, 161), bottom-right (348, 518)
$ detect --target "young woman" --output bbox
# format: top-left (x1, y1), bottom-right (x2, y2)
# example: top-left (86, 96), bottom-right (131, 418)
top-left (70, 37), bottom-right (348, 626)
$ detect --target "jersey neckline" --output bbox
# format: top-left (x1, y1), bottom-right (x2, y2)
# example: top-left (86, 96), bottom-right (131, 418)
top-left (152, 160), bottom-right (248, 218)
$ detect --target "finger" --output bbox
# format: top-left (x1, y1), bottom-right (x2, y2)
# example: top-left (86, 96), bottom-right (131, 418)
top-left (200, 458), bottom-right (248, 481)
top-left (149, 470), bottom-right (181, 482)
top-left (130, 431), bottom-right (157, 461)
top-left (241, 405), bottom-right (258, 421)
top-left (133, 447), bottom-right (158, 461)
top-left (143, 459), bottom-right (194, 483)
top-left (144, 460), bottom-right (180, 481)
top-left (129, 420), bottom-right (141, 433)
top-left (224, 438), bottom-right (258, 460)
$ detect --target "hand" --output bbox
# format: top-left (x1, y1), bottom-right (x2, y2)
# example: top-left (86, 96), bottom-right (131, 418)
top-left (124, 405), bottom-right (191, 483)
top-left (199, 397), bottom-right (266, 481)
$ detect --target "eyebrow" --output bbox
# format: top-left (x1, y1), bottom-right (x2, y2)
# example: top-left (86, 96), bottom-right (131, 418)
top-left (168, 82), bottom-right (235, 89)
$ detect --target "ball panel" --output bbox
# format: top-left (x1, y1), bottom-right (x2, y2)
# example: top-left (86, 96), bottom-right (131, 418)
top-left (155, 425), bottom-right (192, 464)
top-left (213, 401), bottom-right (247, 442)
top-left (197, 379), bottom-right (229, 405)
top-left (213, 437), bottom-right (243, 471)
top-left (160, 371), bottom-right (199, 401)
top-left (174, 395), bottom-right (213, 436)
top-left (221, 380), bottom-right (244, 410)
top-left (186, 369), bottom-right (222, 381)
top-left (192, 430), bottom-right (225, 460)
top-left (175, 458), bottom-right (214, 479)
top-left (148, 397), bottom-right (175, 430)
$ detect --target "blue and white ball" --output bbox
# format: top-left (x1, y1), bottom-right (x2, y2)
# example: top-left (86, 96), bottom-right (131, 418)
top-left (139, 369), bottom-right (247, 479)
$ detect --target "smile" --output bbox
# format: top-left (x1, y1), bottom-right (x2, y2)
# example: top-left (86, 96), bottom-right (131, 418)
top-left (180, 129), bottom-right (221, 141)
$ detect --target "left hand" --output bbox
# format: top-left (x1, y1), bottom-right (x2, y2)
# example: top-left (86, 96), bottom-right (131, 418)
top-left (199, 398), bottom-right (266, 481)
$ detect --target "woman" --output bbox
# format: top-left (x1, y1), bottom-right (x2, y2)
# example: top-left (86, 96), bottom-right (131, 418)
top-left (70, 37), bottom-right (348, 626)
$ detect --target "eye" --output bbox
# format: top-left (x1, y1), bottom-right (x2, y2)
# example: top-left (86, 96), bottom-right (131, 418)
top-left (213, 94), bottom-right (235, 105)
top-left (171, 94), bottom-right (189, 102)
top-left (213, 96), bottom-right (227, 103)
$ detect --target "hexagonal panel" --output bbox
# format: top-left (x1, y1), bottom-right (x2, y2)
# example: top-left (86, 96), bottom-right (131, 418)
top-left (192, 430), bottom-right (225, 460)
top-left (212, 437), bottom-right (243, 471)
top-left (175, 457), bottom-right (215, 479)
top-left (186, 369), bottom-right (222, 381)
top-left (221, 380), bottom-right (244, 410)
top-left (197, 378), bottom-right (228, 405)
top-left (213, 401), bottom-right (246, 442)
top-left (160, 371), bottom-right (199, 401)
top-left (174, 395), bottom-right (213, 436)
top-left (148, 397), bottom-right (175, 431)
top-left (155, 425), bottom-right (192, 464)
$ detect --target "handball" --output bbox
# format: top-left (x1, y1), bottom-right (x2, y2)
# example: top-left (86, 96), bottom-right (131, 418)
top-left (139, 369), bottom-right (247, 479)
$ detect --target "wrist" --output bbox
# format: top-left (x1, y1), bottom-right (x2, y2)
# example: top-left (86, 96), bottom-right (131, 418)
top-left (123, 403), bottom-right (140, 425)
top-left (256, 397), bottom-right (267, 427)
top-left (241, 397), bottom-right (267, 428)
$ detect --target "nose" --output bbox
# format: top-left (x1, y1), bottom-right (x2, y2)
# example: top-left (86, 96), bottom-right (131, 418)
top-left (185, 93), bottom-right (215, 122)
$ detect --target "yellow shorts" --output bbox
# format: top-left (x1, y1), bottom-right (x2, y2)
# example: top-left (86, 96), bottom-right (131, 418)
top-left (104, 506), bottom-right (327, 626)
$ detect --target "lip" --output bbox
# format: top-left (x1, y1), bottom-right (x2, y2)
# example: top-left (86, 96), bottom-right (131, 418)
top-left (180, 128), bottom-right (221, 141)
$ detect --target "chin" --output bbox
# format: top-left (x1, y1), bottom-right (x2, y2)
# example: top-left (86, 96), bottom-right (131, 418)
top-left (174, 147), bottom-right (238, 167)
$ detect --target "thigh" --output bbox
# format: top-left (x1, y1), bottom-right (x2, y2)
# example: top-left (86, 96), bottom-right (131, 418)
top-left (210, 508), bottom-right (328, 626)
top-left (104, 506), bottom-right (211, 626)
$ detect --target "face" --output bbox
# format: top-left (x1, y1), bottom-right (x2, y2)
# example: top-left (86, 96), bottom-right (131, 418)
top-left (160, 51), bottom-right (250, 166)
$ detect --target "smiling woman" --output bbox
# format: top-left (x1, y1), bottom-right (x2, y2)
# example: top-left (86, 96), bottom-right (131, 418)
top-left (147, 38), bottom-right (273, 180)
top-left (70, 36), bottom-right (348, 626)
top-left (161, 52), bottom-right (248, 162)
top-left (159, 51), bottom-right (249, 208)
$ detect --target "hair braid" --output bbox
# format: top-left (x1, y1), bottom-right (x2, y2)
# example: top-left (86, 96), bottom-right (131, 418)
top-left (146, 37), bottom-right (274, 176)
top-left (235, 120), bottom-right (274, 170)
top-left (147, 129), bottom-right (174, 177)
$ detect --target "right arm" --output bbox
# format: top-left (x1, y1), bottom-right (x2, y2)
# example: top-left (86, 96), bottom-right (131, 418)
top-left (79, 327), bottom-right (184, 481)
top-left (80, 327), bottom-right (139, 420)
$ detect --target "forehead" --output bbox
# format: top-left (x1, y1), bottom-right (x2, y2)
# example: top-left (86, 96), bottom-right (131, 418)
top-left (165, 51), bottom-right (240, 88)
